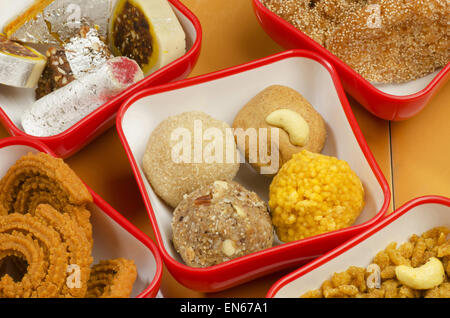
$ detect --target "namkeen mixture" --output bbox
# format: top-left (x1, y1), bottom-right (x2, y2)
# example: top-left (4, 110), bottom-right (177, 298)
top-left (262, 0), bottom-right (450, 83)
top-left (302, 227), bottom-right (450, 298)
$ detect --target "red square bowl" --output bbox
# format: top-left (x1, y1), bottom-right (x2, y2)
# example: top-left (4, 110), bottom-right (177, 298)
top-left (0, 0), bottom-right (202, 158)
top-left (116, 49), bottom-right (391, 293)
top-left (253, 0), bottom-right (450, 121)
top-left (267, 195), bottom-right (450, 298)
top-left (0, 136), bottom-right (163, 298)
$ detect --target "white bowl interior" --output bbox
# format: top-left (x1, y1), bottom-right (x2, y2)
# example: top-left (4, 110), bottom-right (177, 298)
top-left (373, 70), bottom-right (441, 96)
top-left (120, 56), bottom-right (386, 264)
top-left (0, 1), bottom-right (197, 134)
top-left (0, 144), bottom-right (159, 297)
top-left (273, 202), bottom-right (450, 297)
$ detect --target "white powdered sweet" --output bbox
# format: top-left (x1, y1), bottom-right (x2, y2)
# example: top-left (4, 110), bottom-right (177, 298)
top-left (64, 28), bottom-right (112, 78)
top-left (21, 56), bottom-right (144, 137)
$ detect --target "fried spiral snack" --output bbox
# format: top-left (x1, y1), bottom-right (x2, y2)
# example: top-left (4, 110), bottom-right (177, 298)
top-left (34, 204), bottom-right (93, 297)
top-left (0, 152), bottom-right (137, 298)
top-left (0, 213), bottom-right (68, 298)
top-left (87, 258), bottom-right (137, 298)
top-left (0, 152), bottom-right (93, 244)
top-left (0, 152), bottom-right (92, 213)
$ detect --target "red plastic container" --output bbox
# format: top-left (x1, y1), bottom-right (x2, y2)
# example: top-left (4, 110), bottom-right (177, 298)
top-left (0, 136), bottom-right (163, 298)
top-left (252, 0), bottom-right (450, 121)
top-left (0, 0), bottom-right (202, 158)
top-left (116, 49), bottom-right (391, 292)
top-left (267, 195), bottom-right (450, 298)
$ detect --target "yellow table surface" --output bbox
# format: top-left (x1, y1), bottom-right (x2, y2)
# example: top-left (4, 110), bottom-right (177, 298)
top-left (0, 0), bottom-right (448, 298)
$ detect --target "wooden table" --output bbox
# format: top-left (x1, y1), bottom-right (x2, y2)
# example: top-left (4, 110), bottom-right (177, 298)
top-left (0, 0), bottom-right (448, 298)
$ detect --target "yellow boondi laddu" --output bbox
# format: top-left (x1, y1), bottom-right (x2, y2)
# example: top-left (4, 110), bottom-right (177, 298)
top-left (269, 150), bottom-right (365, 242)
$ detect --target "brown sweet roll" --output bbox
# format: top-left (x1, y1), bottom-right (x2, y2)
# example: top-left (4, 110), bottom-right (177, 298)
top-left (86, 258), bottom-right (137, 298)
top-left (35, 26), bottom-right (112, 99)
top-left (109, 0), bottom-right (186, 75)
top-left (35, 47), bottom-right (75, 99)
top-left (0, 213), bottom-right (69, 298)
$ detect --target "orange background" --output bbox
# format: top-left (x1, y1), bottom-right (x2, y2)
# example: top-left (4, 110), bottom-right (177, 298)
top-left (0, 0), bottom-right (448, 297)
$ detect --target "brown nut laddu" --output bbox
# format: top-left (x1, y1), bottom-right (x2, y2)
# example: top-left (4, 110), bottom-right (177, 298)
top-left (172, 181), bottom-right (274, 268)
top-left (232, 85), bottom-right (326, 175)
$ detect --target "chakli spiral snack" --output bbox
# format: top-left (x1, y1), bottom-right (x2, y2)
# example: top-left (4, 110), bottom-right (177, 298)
top-left (0, 152), bottom-right (138, 298)
top-left (33, 204), bottom-right (92, 297)
top-left (0, 213), bottom-right (69, 298)
top-left (86, 258), bottom-right (137, 298)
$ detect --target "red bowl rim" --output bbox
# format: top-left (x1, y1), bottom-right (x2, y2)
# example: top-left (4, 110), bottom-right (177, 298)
top-left (266, 195), bottom-right (450, 298)
top-left (116, 49), bottom-right (391, 277)
top-left (252, 0), bottom-right (450, 102)
top-left (0, 0), bottom-right (203, 144)
top-left (0, 136), bottom-right (164, 298)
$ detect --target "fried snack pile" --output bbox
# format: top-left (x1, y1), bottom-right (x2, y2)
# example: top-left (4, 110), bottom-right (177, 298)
top-left (269, 150), bottom-right (365, 242)
top-left (0, 152), bottom-right (137, 298)
top-left (262, 0), bottom-right (449, 83)
top-left (302, 227), bottom-right (450, 298)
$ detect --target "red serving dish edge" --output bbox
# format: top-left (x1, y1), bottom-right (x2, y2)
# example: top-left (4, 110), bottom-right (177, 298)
top-left (116, 49), bottom-right (391, 293)
top-left (0, 0), bottom-right (203, 158)
top-left (266, 195), bottom-right (450, 297)
top-left (0, 136), bottom-right (164, 298)
top-left (252, 0), bottom-right (450, 121)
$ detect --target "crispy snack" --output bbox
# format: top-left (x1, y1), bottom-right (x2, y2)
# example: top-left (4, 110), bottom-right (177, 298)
top-left (34, 204), bottom-right (92, 297)
top-left (302, 227), bottom-right (450, 298)
top-left (0, 213), bottom-right (68, 298)
top-left (86, 258), bottom-right (137, 298)
top-left (0, 153), bottom-right (138, 298)
top-left (262, 0), bottom-right (450, 83)
top-left (0, 152), bottom-right (93, 244)
top-left (0, 152), bottom-right (92, 213)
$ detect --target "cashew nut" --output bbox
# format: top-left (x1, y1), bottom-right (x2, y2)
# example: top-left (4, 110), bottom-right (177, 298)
top-left (222, 239), bottom-right (236, 257)
top-left (395, 257), bottom-right (445, 290)
top-left (265, 109), bottom-right (309, 147)
top-left (232, 203), bottom-right (247, 218)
